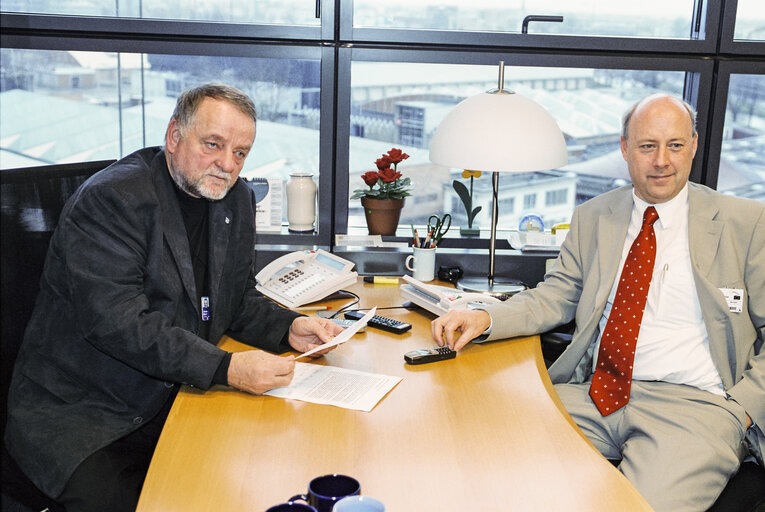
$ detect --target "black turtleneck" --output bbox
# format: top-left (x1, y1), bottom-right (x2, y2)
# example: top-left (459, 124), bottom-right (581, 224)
top-left (171, 182), bottom-right (231, 385)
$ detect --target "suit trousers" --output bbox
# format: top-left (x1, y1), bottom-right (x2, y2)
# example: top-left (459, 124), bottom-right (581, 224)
top-left (555, 380), bottom-right (749, 512)
top-left (56, 390), bottom-right (176, 512)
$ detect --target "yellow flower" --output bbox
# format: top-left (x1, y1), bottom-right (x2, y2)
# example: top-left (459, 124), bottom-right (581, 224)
top-left (462, 170), bottom-right (482, 178)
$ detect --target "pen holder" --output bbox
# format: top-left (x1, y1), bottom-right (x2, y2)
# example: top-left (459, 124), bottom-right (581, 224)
top-left (405, 247), bottom-right (436, 282)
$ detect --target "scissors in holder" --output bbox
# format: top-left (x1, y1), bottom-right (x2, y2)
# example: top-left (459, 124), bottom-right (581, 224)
top-left (426, 214), bottom-right (451, 247)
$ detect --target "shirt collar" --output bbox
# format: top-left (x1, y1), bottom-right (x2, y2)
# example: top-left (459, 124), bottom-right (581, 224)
top-left (631, 183), bottom-right (689, 230)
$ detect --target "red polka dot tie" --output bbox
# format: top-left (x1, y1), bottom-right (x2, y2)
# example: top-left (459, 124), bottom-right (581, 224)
top-left (589, 206), bottom-right (659, 416)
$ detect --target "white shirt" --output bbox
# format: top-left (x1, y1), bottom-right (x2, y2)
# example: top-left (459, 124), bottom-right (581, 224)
top-left (593, 184), bottom-right (725, 396)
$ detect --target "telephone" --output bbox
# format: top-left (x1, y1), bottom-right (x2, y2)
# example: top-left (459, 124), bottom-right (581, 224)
top-left (255, 249), bottom-right (357, 309)
top-left (400, 275), bottom-right (504, 316)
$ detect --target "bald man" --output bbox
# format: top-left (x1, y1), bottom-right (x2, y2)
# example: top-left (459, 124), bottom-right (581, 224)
top-left (432, 94), bottom-right (764, 511)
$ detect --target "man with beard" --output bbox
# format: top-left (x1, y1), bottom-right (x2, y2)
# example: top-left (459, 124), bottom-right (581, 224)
top-left (5, 83), bottom-right (342, 511)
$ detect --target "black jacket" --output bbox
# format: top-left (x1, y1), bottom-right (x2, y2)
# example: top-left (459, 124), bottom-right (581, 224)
top-left (5, 147), bottom-right (299, 497)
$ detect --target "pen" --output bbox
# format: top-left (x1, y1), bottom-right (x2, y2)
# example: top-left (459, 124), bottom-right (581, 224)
top-left (422, 229), bottom-right (433, 249)
top-left (413, 228), bottom-right (421, 248)
top-left (294, 305), bottom-right (332, 311)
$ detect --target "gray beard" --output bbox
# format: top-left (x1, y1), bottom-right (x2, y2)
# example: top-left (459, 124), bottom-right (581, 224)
top-left (168, 164), bottom-right (230, 201)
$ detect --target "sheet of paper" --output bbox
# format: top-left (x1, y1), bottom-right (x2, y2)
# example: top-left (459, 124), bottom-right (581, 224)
top-left (264, 362), bottom-right (401, 412)
top-left (335, 234), bottom-right (383, 247)
top-left (295, 307), bottom-right (376, 360)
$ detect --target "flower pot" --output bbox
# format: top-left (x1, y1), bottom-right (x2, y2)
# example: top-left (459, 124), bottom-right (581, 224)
top-left (360, 197), bottom-right (404, 236)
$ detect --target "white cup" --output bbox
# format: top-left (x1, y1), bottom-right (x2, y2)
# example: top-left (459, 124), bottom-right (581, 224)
top-left (333, 496), bottom-right (386, 512)
top-left (405, 247), bottom-right (436, 282)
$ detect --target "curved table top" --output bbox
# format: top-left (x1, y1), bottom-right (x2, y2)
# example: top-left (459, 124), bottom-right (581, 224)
top-left (137, 279), bottom-right (652, 511)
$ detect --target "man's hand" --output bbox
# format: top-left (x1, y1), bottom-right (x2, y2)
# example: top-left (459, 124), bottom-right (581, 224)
top-left (288, 316), bottom-right (344, 357)
top-left (431, 309), bottom-right (491, 351)
top-left (227, 351), bottom-right (295, 395)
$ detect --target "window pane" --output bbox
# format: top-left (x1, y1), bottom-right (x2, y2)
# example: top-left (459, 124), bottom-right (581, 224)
top-left (0, 0), bottom-right (320, 25)
top-left (353, 0), bottom-right (695, 39)
top-left (348, 61), bottom-right (685, 234)
top-left (716, 74), bottom-right (765, 202)
top-left (734, 0), bottom-right (765, 41)
top-left (0, 48), bottom-right (322, 222)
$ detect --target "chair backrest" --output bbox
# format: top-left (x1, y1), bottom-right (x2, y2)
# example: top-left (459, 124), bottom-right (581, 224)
top-left (1, 159), bottom-right (115, 437)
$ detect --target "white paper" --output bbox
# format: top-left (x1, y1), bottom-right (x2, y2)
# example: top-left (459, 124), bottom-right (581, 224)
top-left (335, 234), bottom-right (384, 247)
top-left (254, 178), bottom-right (283, 233)
top-left (295, 307), bottom-right (376, 360)
top-left (264, 362), bottom-right (401, 412)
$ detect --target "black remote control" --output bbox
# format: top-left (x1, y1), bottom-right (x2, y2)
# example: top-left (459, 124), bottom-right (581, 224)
top-left (404, 346), bottom-right (456, 364)
top-left (344, 310), bottom-right (412, 334)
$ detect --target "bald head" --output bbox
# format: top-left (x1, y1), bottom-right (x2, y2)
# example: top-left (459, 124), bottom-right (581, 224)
top-left (622, 94), bottom-right (697, 142)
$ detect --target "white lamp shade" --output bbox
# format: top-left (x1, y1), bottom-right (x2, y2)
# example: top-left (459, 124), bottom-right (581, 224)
top-left (429, 91), bottom-right (568, 172)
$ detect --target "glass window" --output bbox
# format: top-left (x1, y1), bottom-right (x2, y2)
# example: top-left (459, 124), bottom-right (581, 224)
top-left (353, 0), bottom-right (696, 39)
top-left (734, 0), bottom-right (765, 41)
top-left (0, 48), bottom-right (322, 221)
top-left (347, 61), bottom-right (685, 233)
top-left (0, 0), bottom-right (320, 25)
top-left (716, 74), bottom-right (765, 202)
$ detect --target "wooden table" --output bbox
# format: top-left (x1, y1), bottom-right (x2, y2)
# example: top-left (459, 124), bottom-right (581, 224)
top-left (137, 279), bottom-right (652, 511)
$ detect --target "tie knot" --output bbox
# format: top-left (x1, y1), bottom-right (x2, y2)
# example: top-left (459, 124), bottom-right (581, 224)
top-left (643, 206), bottom-right (659, 226)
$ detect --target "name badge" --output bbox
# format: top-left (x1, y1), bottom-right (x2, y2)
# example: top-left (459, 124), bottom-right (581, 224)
top-left (201, 296), bottom-right (211, 321)
top-left (719, 288), bottom-right (743, 313)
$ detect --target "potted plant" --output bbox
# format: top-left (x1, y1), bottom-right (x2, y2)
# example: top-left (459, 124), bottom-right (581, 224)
top-left (351, 148), bottom-right (412, 235)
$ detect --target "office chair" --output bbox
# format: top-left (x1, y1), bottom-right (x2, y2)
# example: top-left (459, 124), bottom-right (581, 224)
top-left (1, 159), bottom-right (115, 512)
top-left (540, 328), bottom-right (765, 512)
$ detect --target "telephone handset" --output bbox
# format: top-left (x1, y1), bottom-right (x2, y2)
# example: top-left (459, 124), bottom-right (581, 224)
top-left (255, 249), bottom-right (358, 309)
top-left (400, 275), bottom-right (505, 316)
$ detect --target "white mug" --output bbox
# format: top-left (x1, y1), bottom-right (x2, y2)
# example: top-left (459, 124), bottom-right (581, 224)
top-left (333, 496), bottom-right (386, 512)
top-left (405, 247), bottom-right (436, 282)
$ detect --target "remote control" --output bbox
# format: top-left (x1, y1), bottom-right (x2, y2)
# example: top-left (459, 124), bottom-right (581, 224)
top-left (344, 310), bottom-right (412, 334)
top-left (330, 318), bottom-right (365, 332)
top-left (404, 346), bottom-right (456, 364)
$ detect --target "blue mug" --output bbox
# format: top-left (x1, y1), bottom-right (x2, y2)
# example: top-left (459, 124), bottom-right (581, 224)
top-left (265, 503), bottom-right (317, 512)
top-left (289, 474), bottom-right (361, 512)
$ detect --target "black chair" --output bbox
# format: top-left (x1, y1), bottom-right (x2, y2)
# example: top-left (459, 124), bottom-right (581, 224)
top-left (540, 328), bottom-right (765, 512)
top-left (1, 159), bottom-right (115, 512)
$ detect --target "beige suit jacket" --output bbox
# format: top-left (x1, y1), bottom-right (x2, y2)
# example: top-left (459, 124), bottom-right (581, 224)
top-left (481, 183), bottom-right (765, 461)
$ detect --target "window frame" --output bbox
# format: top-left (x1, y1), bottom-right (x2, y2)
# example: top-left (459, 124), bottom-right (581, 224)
top-left (702, 60), bottom-right (765, 190)
top-left (338, 0), bottom-right (721, 55)
top-left (334, 46), bottom-right (715, 248)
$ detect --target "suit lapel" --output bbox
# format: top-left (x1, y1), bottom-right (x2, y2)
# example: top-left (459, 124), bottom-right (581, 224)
top-left (153, 153), bottom-right (197, 309)
top-left (594, 189), bottom-right (633, 308)
top-left (688, 184), bottom-right (723, 278)
top-left (208, 196), bottom-right (234, 311)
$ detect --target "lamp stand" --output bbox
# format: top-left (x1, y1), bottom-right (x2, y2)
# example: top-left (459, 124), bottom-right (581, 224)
top-left (455, 171), bottom-right (526, 299)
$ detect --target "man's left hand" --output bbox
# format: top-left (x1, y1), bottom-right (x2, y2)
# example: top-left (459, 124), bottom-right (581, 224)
top-left (288, 316), bottom-right (344, 357)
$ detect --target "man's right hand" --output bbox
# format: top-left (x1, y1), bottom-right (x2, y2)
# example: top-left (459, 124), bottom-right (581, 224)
top-left (431, 309), bottom-right (491, 351)
top-left (227, 351), bottom-right (295, 395)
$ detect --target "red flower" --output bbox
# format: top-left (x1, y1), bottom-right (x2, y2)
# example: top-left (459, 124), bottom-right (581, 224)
top-left (375, 156), bottom-right (392, 170)
top-left (386, 148), bottom-right (409, 165)
top-left (361, 171), bottom-right (380, 187)
top-left (378, 167), bottom-right (402, 183)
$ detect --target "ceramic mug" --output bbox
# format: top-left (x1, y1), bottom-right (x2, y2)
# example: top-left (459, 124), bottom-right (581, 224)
top-left (405, 247), bottom-right (436, 282)
top-left (265, 502), bottom-right (318, 512)
top-left (333, 495), bottom-right (386, 512)
top-left (289, 474), bottom-right (361, 512)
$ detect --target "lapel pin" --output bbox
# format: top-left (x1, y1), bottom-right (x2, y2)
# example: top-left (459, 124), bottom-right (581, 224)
top-left (225, 217), bottom-right (230, 224)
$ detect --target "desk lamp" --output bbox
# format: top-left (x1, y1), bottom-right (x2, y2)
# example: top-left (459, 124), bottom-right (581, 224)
top-left (429, 61), bottom-right (568, 296)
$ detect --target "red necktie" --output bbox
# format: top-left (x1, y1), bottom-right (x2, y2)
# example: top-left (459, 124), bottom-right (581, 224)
top-left (589, 206), bottom-right (659, 416)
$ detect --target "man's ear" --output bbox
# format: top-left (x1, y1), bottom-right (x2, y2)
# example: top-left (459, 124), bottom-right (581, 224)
top-left (691, 133), bottom-right (698, 159)
top-left (165, 119), bottom-right (181, 153)
top-left (620, 136), bottom-right (628, 161)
